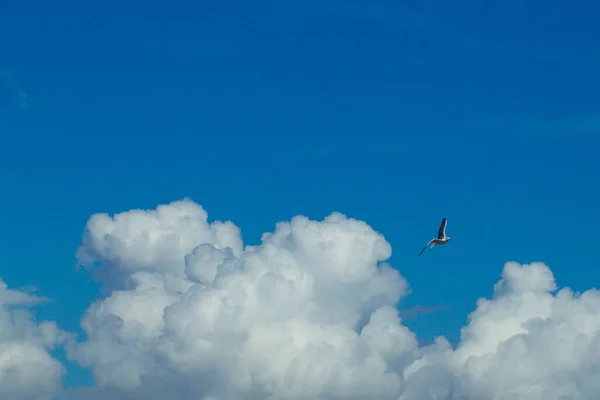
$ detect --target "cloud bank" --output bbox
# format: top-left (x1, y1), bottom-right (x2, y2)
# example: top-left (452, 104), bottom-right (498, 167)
top-left (4, 199), bottom-right (600, 399)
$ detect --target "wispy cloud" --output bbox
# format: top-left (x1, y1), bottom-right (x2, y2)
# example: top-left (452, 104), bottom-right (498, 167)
top-left (398, 304), bottom-right (448, 321)
top-left (0, 278), bottom-right (49, 306)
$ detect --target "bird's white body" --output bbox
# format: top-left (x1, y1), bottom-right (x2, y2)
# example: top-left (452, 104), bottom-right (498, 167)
top-left (419, 218), bottom-right (451, 255)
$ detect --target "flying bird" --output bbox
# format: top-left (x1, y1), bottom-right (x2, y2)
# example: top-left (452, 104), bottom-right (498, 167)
top-left (419, 218), bottom-right (451, 256)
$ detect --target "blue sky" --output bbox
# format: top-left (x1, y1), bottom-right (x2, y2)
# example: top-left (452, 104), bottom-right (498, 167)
top-left (1, 0), bottom-right (600, 392)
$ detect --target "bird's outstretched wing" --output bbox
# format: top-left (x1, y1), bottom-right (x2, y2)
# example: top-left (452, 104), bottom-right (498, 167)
top-left (437, 218), bottom-right (447, 239)
top-left (419, 239), bottom-right (433, 256)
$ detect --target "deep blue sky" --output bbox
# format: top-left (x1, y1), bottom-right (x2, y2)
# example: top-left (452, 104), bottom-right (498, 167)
top-left (1, 0), bottom-right (600, 389)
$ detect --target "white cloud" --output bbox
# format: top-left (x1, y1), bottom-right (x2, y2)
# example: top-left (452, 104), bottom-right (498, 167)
top-left (401, 262), bottom-right (600, 400)
top-left (68, 199), bottom-right (412, 399)
top-left (55, 199), bottom-right (600, 399)
top-left (0, 279), bottom-right (69, 400)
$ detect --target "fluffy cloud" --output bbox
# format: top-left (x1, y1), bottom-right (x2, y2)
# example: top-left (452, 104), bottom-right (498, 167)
top-left (401, 261), bottom-right (600, 400)
top-left (68, 200), bottom-right (412, 399)
top-left (57, 199), bottom-right (600, 399)
top-left (0, 279), bottom-right (69, 400)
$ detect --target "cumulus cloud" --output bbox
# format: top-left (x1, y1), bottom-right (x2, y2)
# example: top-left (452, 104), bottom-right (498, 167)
top-left (0, 279), bottom-right (69, 400)
top-left (68, 199), bottom-right (412, 399)
top-left (0, 200), bottom-right (572, 400)
top-left (401, 262), bottom-right (600, 400)
top-left (59, 199), bottom-right (600, 399)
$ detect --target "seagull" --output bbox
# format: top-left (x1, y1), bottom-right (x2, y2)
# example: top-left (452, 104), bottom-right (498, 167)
top-left (419, 218), bottom-right (451, 256)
